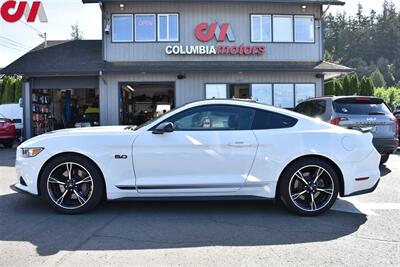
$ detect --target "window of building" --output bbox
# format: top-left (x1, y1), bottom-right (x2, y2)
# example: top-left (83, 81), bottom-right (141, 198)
top-left (112, 14), bottom-right (133, 42)
top-left (252, 109), bottom-right (298, 130)
top-left (273, 15), bottom-right (293, 42)
top-left (168, 105), bottom-right (255, 131)
top-left (251, 15), bottom-right (272, 42)
top-left (295, 84), bottom-right (316, 105)
top-left (205, 84), bottom-right (227, 99)
top-left (135, 14), bottom-right (156, 42)
top-left (251, 84), bottom-right (273, 105)
top-left (295, 16), bottom-right (314, 43)
top-left (158, 14), bottom-right (179, 42)
top-left (274, 84), bottom-right (294, 108)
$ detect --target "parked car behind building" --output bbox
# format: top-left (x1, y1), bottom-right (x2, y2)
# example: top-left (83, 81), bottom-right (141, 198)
top-left (0, 102), bottom-right (23, 138)
top-left (294, 96), bottom-right (399, 164)
top-left (0, 116), bottom-right (16, 148)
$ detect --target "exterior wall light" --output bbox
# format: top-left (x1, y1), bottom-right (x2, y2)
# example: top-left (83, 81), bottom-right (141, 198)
top-left (302, 5), bottom-right (307, 9)
top-left (119, 3), bottom-right (125, 10)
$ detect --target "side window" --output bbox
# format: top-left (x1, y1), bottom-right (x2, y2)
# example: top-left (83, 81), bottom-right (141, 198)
top-left (252, 109), bottom-right (298, 130)
top-left (165, 105), bottom-right (255, 131)
top-left (311, 100), bottom-right (326, 116)
top-left (294, 102), bottom-right (305, 113)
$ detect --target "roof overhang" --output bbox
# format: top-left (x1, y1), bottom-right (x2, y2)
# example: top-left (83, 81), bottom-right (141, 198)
top-left (82, 0), bottom-right (345, 5)
top-left (102, 61), bottom-right (354, 74)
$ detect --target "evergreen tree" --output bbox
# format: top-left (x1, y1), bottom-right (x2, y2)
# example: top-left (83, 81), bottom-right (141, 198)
top-left (342, 75), bottom-right (352, 95)
top-left (350, 73), bottom-right (360, 95)
top-left (360, 76), bottom-right (375, 96)
top-left (365, 77), bottom-right (375, 96)
top-left (370, 68), bottom-right (387, 88)
top-left (334, 79), bottom-right (344, 96)
top-left (14, 79), bottom-right (22, 102)
top-left (324, 80), bottom-right (335, 95)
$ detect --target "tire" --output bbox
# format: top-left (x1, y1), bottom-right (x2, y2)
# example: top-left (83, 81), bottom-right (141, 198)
top-left (380, 154), bottom-right (389, 165)
top-left (39, 154), bottom-right (105, 214)
top-left (3, 140), bottom-right (14, 148)
top-left (279, 157), bottom-right (339, 216)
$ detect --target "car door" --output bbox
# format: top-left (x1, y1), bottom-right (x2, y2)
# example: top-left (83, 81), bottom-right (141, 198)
top-left (132, 104), bottom-right (258, 194)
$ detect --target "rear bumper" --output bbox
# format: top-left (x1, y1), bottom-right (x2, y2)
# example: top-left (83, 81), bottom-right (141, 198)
top-left (340, 149), bottom-right (381, 197)
top-left (343, 179), bottom-right (380, 197)
top-left (373, 137), bottom-right (399, 154)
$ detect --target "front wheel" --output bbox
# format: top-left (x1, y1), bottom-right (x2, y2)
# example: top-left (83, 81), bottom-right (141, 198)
top-left (39, 154), bottom-right (105, 214)
top-left (279, 158), bottom-right (339, 216)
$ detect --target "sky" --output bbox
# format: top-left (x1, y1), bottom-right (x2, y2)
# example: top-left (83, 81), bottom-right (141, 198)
top-left (0, 0), bottom-right (398, 68)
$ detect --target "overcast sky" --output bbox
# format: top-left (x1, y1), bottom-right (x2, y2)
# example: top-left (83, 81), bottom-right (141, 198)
top-left (0, 0), bottom-right (398, 68)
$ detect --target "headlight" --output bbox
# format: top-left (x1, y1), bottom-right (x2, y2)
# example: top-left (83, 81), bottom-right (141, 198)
top-left (21, 147), bottom-right (44, 158)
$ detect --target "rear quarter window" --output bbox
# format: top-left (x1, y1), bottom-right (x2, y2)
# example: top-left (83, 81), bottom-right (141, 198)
top-left (252, 109), bottom-right (298, 130)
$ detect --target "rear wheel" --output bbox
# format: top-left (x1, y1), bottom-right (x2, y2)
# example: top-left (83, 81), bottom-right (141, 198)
top-left (39, 154), bottom-right (105, 214)
top-left (279, 158), bottom-right (339, 216)
top-left (380, 154), bottom-right (389, 165)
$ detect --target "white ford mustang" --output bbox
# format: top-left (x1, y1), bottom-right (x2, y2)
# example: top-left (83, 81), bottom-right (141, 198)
top-left (12, 99), bottom-right (381, 216)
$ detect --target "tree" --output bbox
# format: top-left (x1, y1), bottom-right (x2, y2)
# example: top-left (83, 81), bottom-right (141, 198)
top-left (1, 77), bottom-right (15, 104)
top-left (334, 79), bottom-right (344, 96)
top-left (342, 75), bottom-right (352, 95)
top-left (14, 79), bottom-right (22, 102)
top-left (350, 73), bottom-right (360, 95)
top-left (360, 77), bottom-right (374, 96)
top-left (377, 57), bottom-right (396, 86)
top-left (70, 24), bottom-right (83, 40)
top-left (324, 80), bottom-right (335, 95)
top-left (370, 68), bottom-right (387, 88)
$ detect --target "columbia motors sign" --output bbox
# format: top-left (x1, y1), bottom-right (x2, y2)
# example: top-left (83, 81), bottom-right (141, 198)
top-left (0, 1), bottom-right (47, 23)
top-left (165, 22), bottom-right (265, 56)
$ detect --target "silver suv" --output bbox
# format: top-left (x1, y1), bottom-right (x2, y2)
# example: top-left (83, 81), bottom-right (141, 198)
top-left (294, 96), bottom-right (399, 164)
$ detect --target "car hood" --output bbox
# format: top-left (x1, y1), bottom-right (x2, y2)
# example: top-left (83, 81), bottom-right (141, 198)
top-left (20, 126), bottom-right (137, 147)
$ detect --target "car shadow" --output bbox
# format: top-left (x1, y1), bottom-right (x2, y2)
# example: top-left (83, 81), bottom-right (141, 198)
top-left (0, 147), bottom-right (16, 167)
top-left (0, 192), bottom-right (367, 256)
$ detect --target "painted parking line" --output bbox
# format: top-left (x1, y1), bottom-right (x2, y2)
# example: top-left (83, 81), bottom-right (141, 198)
top-left (332, 198), bottom-right (400, 216)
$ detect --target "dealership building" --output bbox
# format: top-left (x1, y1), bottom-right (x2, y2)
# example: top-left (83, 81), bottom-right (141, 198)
top-left (1, 0), bottom-right (352, 139)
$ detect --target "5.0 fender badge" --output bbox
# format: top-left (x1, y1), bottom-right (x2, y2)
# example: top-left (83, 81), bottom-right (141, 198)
top-left (115, 155), bottom-right (128, 159)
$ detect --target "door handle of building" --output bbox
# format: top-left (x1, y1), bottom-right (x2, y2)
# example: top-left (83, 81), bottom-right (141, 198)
top-left (228, 141), bottom-right (251, 147)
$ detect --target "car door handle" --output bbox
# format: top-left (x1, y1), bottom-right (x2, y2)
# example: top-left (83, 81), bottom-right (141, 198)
top-left (228, 141), bottom-right (252, 147)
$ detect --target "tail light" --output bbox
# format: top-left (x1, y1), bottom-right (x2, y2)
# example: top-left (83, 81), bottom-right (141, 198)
top-left (4, 119), bottom-right (14, 128)
top-left (396, 118), bottom-right (400, 137)
top-left (330, 117), bottom-right (341, 125)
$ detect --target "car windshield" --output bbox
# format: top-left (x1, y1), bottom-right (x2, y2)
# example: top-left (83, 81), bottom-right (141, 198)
top-left (333, 98), bottom-right (391, 115)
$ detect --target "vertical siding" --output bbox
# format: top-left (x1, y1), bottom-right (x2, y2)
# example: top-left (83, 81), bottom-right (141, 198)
top-left (100, 72), bottom-right (321, 126)
top-left (104, 2), bottom-right (322, 62)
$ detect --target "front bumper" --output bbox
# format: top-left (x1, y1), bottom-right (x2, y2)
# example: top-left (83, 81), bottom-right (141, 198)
top-left (373, 137), bottom-right (399, 154)
top-left (10, 183), bottom-right (36, 196)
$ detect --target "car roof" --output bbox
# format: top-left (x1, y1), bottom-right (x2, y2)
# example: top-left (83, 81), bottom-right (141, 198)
top-left (181, 98), bottom-right (305, 119)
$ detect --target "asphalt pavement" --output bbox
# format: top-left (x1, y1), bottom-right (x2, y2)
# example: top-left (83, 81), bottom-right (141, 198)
top-left (0, 147), bottom-right (399, 266)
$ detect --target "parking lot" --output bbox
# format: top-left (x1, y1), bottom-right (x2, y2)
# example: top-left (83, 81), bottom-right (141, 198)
top-left (0, 147), bottom-right (399, 266)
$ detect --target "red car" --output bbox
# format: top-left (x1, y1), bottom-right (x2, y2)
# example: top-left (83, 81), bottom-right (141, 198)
top-left (0, 117), bottom-right (16, 148)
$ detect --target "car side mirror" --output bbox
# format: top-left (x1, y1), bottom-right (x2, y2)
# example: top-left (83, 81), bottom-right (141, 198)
top-left (152, 122), bottom-right (174, 134)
